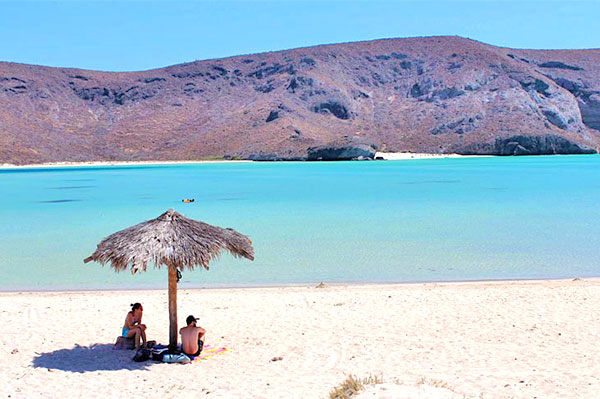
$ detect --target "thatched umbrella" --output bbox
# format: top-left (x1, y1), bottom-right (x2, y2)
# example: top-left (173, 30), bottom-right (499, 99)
top-left (84, 209), bottom-right (254, 350)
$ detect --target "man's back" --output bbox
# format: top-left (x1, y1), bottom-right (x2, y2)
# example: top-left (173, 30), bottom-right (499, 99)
top-left (180, 325), bottom-right (205, 355)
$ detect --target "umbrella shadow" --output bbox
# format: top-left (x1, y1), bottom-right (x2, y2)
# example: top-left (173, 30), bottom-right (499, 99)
top-left (32, 343), bottom-right (152, 372)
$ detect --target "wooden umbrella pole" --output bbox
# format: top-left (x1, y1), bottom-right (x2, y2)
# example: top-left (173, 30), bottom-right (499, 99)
top-left (168, 264), bottom-right (178, 351)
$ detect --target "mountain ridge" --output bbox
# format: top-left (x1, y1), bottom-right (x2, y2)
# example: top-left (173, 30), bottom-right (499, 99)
top-left (1, 36), bottom-right (599, 164)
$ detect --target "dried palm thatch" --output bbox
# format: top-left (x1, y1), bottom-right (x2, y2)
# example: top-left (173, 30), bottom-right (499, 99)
top-left (84, 209), bottom-right (254, 350)
top-left (84, 209), bottom-right (254, 273)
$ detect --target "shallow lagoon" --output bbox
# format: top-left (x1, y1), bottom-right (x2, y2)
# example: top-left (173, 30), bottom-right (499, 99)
top-left (1, 156), bottom-right (599, 291)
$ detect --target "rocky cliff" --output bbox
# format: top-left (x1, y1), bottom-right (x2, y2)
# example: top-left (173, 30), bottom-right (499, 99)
top-left (1, 36), bottom-right (599, 164)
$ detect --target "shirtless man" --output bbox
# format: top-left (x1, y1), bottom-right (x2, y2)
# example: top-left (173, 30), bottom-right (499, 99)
top-left (123, 303), bottom-right (147, 349)
top-left (180, 315), bottom-right (206, 357)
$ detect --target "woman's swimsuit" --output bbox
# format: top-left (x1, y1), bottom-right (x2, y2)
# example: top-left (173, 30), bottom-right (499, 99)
top-left (122, 312), bottom-right (140, 337)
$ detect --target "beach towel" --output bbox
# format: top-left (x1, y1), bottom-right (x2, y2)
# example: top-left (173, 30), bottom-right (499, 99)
top-left (150, 346), bottom-right (169, 361)
top-left (190, 344), bottom-right (230, 362)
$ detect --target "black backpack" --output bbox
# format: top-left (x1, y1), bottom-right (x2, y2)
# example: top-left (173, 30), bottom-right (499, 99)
top-left (133, 348), bottom-right (151, 362)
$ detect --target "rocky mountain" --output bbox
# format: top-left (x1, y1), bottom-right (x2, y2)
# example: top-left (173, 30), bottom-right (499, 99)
top-left (1, 36), bottom-right (599, 164)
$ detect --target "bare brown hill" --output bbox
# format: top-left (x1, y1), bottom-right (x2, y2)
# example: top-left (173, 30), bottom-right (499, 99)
top-left (1, 36), bottom-right (599, 164)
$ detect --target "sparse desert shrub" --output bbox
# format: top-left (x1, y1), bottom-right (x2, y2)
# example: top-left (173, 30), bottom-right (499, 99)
top-left (329, 375), bottom-right (383, 399)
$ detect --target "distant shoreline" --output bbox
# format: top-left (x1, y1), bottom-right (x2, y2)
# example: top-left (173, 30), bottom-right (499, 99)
top-left (0, 159), bottom-right (253, 170)
top-left (0, 152), bottom-right (491, 169)
top-left (2, 152), bottom-right (595, 169)
top-left (1, 275), bottom-right (597, 294)
top-left (374, 152), bottom-right (492, 160)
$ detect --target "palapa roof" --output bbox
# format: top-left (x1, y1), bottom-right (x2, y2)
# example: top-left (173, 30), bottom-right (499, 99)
top-left (84, 209), bottom-right (254, 274)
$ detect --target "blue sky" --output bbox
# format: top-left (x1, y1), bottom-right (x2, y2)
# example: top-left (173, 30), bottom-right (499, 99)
top-left (0, 1), bottom-right (598, 71)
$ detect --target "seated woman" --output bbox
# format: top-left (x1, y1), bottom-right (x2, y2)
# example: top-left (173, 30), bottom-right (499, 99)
top-left (122, 303), bottom-right (147, 349)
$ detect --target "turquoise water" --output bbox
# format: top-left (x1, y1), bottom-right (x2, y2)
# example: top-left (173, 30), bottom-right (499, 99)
top-left (1, 156), bottom-right (599, 291)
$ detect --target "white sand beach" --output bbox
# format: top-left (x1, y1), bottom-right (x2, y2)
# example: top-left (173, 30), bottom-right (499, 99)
top-left (0, 152), bottom-right (490, 169)
top-left (374, 152), bottom-right (490, 160)
top-left (1, 279), bottom-right (599, 399)
top-left (0, 159), bottom-right (252, 170)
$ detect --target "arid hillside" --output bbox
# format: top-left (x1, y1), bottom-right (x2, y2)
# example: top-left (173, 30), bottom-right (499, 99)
top-left (1, 36), bottom-right (599, 164)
